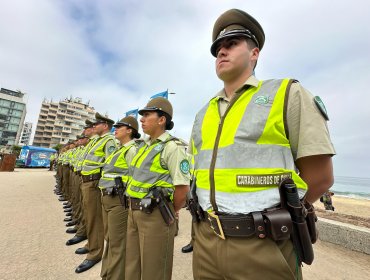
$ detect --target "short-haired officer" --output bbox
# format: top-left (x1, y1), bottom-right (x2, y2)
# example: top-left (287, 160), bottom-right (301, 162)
top-left (99, 116), bottom-right (141, 280)
top-left (67, 119), bottom-right (99, 250)
top-left (125, 97), bottom-right (190, 280)
top-left (189, 9), bottom-right (335, 279)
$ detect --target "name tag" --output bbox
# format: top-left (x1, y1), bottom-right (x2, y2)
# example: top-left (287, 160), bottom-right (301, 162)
top-left (236, 173), bottom-right (292, 187)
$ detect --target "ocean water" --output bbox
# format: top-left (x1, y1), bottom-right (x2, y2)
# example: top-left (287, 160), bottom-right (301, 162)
top-left (330, 176), bottom-right (370, 200)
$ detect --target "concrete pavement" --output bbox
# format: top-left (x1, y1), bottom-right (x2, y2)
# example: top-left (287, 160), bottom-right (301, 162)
top-left (0, 169), bottom-right (369, 280)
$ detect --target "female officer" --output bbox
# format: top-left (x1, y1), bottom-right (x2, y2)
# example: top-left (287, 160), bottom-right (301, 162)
top-left (125, 97), bottom-right (190, 280)
top-left (98, 116), bottom-right (140, 280)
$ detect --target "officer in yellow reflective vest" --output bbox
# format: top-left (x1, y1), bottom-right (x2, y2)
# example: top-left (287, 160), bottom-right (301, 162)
top-left (67, 120), bottom-right (99, 249)
top-left (189, 9), bottom-right (336, 280)
top-left (125, 97), bottom-right (190, 280)
top-left (99, 116), bottom-right (141, 280)
top-left (60, 142), bottom-right (74, 203)
top-left (75, 113), bottom-right (117, 274)
top-left (65, 135), bottom-right (89, 235)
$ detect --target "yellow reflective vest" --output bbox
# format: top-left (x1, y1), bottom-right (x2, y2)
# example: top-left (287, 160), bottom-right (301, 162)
top-left (191, 79), bottom-right (307, 214)
top-left (126, 137), bottom-right (177, 199)
top-left (98, 143), bottom-right (136, 190)
top-left (81, 134), bottom-right (116, 176)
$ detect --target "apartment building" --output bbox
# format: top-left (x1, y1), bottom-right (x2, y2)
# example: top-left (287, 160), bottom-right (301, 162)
top-left (19, 122), bottom-right (33, 146)
top-left (33, 97), bottom-right (95, 148)
top-left (0, 88), bottom-right (27, 150)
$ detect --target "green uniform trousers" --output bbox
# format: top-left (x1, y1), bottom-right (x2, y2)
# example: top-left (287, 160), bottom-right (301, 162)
top-left (68, 169), bottom-right (74, 203)
top-left (56, 164), bottom-right (62, 183)
top-left (81, 179), bottom-right (104, 261)
top-left (75, 175), bottom-right (88, 239)
top-left (193, 220), bottom-right (301, 280)
top-left (125, 206), bottom-right (176, 280)
top-left (70, 172), bottom-right (82, 222)
top-left (62, 166), bottom-right (70, 200)
top-left (100, 195), bottom-right (128, 280)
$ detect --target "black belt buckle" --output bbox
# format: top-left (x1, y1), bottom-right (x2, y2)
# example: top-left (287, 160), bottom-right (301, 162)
top-left (208, 211), bottom-right (225, 240)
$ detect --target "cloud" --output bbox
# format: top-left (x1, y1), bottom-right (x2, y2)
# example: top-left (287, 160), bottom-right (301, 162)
top-left (1, 0), bottom-right (369, 177)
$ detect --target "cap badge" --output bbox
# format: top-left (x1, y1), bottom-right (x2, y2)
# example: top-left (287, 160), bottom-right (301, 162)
top-left (218, 28), bottom-right (226, 37)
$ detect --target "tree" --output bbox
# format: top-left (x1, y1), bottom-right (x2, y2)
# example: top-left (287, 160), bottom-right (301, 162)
top-left (11, 145), bottom-right (22, 156)
top-left (52, 144), bottom-right (63, 152)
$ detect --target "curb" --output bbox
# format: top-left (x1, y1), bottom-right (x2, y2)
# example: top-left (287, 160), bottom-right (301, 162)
top-left (317, 217), bottom-right (370, 255)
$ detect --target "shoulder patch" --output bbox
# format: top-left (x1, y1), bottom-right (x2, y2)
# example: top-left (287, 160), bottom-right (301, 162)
top-left (108, 146), bottom-right (116, 153)
top-left (180, 159), bottom-right (190, 174)
top-left (314, 96), bottom-right (329, 121)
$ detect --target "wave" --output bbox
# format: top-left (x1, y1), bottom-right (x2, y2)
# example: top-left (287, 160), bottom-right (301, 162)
top-left (332, 190), bottom-right (370, 200)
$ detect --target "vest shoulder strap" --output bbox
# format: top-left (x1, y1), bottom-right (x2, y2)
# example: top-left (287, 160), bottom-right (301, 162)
top-left (283, 79), bottom-right (298, 141)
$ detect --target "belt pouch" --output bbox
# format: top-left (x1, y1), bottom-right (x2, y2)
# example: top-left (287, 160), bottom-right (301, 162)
top-left (263, 209), bottom-right (292, 241)
top-left (140, 198), bottom-right (154, 214)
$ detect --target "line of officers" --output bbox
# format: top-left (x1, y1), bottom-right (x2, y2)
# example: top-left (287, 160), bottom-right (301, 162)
top-left (54, 97), bottom-right (191, 280)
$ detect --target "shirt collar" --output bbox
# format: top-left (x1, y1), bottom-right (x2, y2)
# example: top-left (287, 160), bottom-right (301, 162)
top-left (100, 132), bottom-right (111, 138)
top-left (144, 131), bottom-right (170, 146)
top-left (123, 139), bottom-right (135, 147)
top-left (214, 75), bottom-right (260, 101)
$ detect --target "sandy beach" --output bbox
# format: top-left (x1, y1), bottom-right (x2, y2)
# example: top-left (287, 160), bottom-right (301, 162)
top-left (0, 168), bottom-right (369, 280)
top-left (314, 196), bottom-right (370, 228)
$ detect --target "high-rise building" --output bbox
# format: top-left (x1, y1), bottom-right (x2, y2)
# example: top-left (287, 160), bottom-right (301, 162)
top-left (0, 88), bottom-right (27, 150)
top-left (19, 122), bottom-right (33, 146)
top-left (33, 97), bottom-right (95, 148)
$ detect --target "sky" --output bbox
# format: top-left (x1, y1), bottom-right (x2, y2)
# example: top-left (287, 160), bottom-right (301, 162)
top-left (1, 0), bottom-right (369, 178)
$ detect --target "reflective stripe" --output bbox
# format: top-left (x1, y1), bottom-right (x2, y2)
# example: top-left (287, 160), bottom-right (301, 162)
top-left (98, 144), bottom-right (134, 190)
top-left (192, 79), bottom-right (307, 214)
top-left (127, 137), bottom-right (174, 199)
top-left (102, 174), bottom-right (121, 179)
top-left (197, 187), bottom-right (306, 214)
top-left (82, 135), bottom-right (116, 175)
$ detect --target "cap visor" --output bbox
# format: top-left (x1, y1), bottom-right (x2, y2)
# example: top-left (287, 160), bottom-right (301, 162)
top-left (211, 32), bottom-right (252, 56)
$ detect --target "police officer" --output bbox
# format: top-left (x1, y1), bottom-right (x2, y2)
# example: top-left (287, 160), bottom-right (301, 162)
top-left (75, 113), bottom-right (117, 273)
top-left (65, 135), bottom-right (89, 234)
top-left (67, 120), bottom-right (99, 249)
top-left (125, 97), bottom-right (190, 280)
top-left (189, 9), bottom-right (335, 279)
top-left (99, 116), bottom-right (141, 280)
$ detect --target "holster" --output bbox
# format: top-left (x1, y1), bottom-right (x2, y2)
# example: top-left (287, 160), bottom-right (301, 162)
top-left (114, 177), bottom-right (128, 209)
top-left (186, 178), bottom-right (206, 223)
top-left (279, 179), bottom-right (315, 265)
top-left (304, 201), bottom-right (318, 244)
top-left (114, 187), bottom-right (128, 209)
top-left (152, 188), bottom-right (176, 226)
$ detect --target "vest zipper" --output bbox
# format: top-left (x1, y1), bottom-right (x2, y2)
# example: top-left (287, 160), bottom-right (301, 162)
top-left (209, 89), bottom-right (248, 212)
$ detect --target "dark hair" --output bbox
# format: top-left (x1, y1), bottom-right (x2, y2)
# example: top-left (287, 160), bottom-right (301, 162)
top-left (107, 123), bottom-right (113, 130)
top-left (156, 111), bottom-right (174, 130)
top-left (246, 38), bottom-right (258, 70)
top-left (121, 126), bottom-right (141, 140)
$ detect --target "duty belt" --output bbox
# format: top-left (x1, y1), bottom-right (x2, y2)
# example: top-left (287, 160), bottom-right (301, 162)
top-left (205, 211), bottom-right (267, 240)
top-left (82, 173), bottom-right (101, 183)
top-left (129, 197), bottom-right (144, 210)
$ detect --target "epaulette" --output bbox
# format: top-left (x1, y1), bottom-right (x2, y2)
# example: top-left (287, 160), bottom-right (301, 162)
top-left (169, 137), bottom-right (188, 147)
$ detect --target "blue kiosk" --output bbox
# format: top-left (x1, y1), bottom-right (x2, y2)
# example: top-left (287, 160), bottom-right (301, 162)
top-left (16, 146), bottom-right (57, 167)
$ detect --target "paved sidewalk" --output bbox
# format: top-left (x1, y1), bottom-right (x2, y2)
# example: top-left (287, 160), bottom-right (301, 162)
top-left (0, 169), bottom-right (369, 280)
